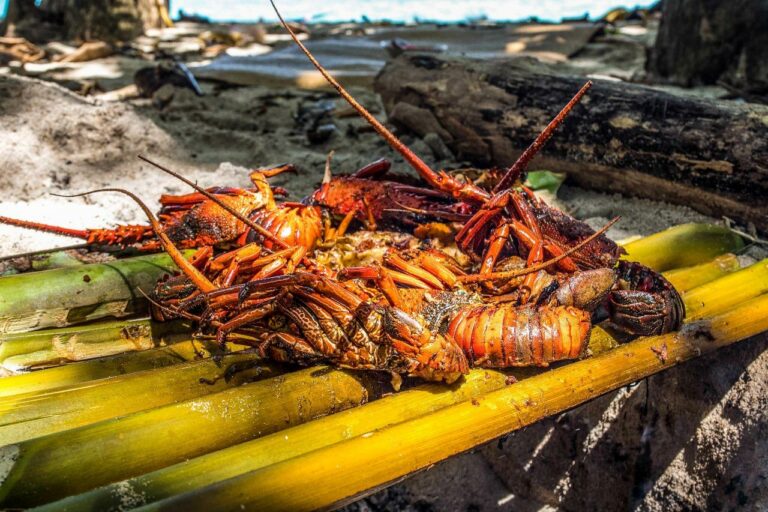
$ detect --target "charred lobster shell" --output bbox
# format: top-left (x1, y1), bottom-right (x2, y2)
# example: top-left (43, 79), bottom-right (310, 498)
top-left (608, 260), bottom-right (685, 336)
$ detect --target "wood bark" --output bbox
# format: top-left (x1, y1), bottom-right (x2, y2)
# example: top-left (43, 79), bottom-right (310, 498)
top-left (374, 55), bottom-right (768, 231)
top-left (3, 0), bottom-right (168, 41)
top-left (647, 0), bottom-right (768, 97)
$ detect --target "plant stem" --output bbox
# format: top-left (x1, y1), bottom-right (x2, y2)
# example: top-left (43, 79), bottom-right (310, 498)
top-left (662, 253), bottom-right (740, 290)
top-left (621, 223), bottom-right (743, 271)
top-left (0, 340), bottom-right (242, 397)
top-left (0, 317), bottom-right (191, 373)
top-left (684, 259), bottom-right (768, 320)
top-left (0, 351), bottom-right (287, 445)
top-left (0, 251), bottom-right (192, 334)
top-left (0, 366), bottom-right (384, 508)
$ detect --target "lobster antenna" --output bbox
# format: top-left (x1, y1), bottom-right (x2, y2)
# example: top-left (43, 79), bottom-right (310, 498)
top-left (0, 214), bottom-right (90, 240)
top-left (137, 155), bottom-right (289, 251)
top-left (270, 0), bottom-right (437, 181)
top-left (59, 189), bottom-right (217, 293)
top-left (137, 287), bottom-right (204, 323)
top-left (0, 243), bottom-right (89, 262)
top-left (458, 216), bottom-right (619, 283)
top-left (493, 80), bottom-right (592, 193)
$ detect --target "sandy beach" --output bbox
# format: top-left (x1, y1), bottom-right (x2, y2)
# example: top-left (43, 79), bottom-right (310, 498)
top-left (0, 16), bottom-right (729, 256)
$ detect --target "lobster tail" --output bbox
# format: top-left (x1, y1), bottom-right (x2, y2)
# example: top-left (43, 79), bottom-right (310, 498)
top-left (609, 260), bottom-right (685, 336)
top-left (447, 304), bottom-right (591, 368)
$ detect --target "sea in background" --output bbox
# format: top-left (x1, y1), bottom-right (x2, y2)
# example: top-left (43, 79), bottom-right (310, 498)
top-left (2, 0), bottom-right (657, 24)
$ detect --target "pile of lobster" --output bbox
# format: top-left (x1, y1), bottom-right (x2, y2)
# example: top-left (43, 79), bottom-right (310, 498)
top-left (0, 11), bottom-right (684, 386)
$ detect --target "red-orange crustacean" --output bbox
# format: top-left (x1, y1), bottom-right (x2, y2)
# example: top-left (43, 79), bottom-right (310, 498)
top-left (0, 158), bottom-right (324, 256)
top-left (0, 1), bottom-right (685, 385)
top-left (138, 4), bottom-right (683, 383)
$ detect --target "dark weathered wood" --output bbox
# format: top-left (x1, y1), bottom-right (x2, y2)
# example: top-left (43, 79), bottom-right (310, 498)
top-left (647, 0), bottom-right (768, 96)
top-left (4, 0), bottom-right (168, 41)
top-left (374, 55), bottom-right (768, 230)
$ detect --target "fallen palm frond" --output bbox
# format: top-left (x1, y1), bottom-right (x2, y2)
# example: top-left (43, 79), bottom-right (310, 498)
top-left (134, 293), bottom-right (768, 512)
top-left (0, 251), bottom-right (192, 334)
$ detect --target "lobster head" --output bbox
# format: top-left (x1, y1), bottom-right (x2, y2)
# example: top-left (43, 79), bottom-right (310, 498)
top-left (382, 307), bottom-right (469, 384)
top-left (305, 176), bottom-right (367, 216)
top-left (246, 203), bottom-right (323, 250)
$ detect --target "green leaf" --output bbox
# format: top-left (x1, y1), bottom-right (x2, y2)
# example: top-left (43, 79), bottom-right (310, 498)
top-left (525, 170), bottom-right (566, 194)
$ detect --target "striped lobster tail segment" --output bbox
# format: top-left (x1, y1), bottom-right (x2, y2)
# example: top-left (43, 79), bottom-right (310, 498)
top-left (447, 305), bottom-right (592, 368)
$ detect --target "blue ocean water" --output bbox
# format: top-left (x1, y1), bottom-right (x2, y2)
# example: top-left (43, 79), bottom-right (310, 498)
top-left (1, 0), bottom-right (657, 24)
top-left (177, 0), bottom-right (657, 23)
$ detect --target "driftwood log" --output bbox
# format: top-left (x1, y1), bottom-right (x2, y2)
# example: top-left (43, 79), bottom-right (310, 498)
top-left (374, 55), bottom-right (768, 231)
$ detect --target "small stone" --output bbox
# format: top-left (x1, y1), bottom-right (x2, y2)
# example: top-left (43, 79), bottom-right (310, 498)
top-left (152, 84), bottom-right (176, 109)
top-left (423, 132), bottom-right (453, 160)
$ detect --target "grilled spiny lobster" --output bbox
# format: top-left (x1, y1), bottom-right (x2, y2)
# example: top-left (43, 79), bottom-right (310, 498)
top-left (152, 232), bottom-right (616, 383)
top-left (275, 11), bottom-right (683, 337)
top-left (0, 158), bottom-right (326, 256)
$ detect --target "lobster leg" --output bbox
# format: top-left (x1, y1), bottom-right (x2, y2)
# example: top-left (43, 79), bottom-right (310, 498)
top-left (412, 251), bottom-right (461, 287)
top-left (289, 298), bottom-right (352, 356)
top-left (239, 273), bottom-right (367, 312)
top-left (352, 158), bottom-right (392, 179)
top-left (361, 197), bottom-right (377, 231)
top-left (384, 250), bottom-right (445, 290)
top-left (252, 163), bottom-right (296, 179)
top-left (293, 291), bottom-right (379, 358)
top-left (507, 221), bottom-right (544, 303)
top-left (455, 207), bottom-right (504, 255)
top-left (190, 246), bottom-right (214, 269)
top-left (508, 191), bottom-right (578, 272)
top-left (479, 224), bottom-right (511, 277)
top-left (201, 244), bottom-right (300, 287)
top-left (338, 266), bottom-right (406, 309)
top-left (320, 209), bottom-right (357, 245)
top-left (262, 331), bottom-right (327, 365)
top-left (215, 298), bottom-right (278, 345)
